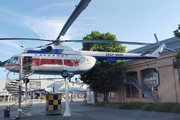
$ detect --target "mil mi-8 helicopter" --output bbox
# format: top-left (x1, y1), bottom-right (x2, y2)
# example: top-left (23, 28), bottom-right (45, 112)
top-left (0, 0), bottom-right (175, 78)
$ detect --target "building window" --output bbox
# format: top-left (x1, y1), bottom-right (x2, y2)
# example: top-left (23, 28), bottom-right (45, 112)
top-left (108, 92), bottom-right (115, 98)
top-left (126, 85), bottom-right (139, 98)
top-left (141, 68), bottom-right (159, 97)
top-left (141, 68), bottom-right (158, 90)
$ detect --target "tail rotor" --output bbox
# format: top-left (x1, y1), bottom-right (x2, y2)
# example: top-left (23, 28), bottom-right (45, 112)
top-left (154, 33), bottom-right (175, 52)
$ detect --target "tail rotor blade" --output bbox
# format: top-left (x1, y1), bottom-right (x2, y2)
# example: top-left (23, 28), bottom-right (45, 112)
top-left (164, 46), bottom-right (176, 52)
top-left (154, 33), bottom-right (160, 45)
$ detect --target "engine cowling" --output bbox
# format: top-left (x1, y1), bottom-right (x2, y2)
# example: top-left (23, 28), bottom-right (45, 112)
top-left (46, 46), bottom-right (53, 52)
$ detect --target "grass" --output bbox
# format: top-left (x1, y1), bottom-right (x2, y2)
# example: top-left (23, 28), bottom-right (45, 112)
top-left (81, 102), bottom-right (180, 113)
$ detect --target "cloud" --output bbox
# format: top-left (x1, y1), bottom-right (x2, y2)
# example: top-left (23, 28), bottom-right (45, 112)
top-left (37, 2), bottom-right (73, 11)
top-left (0, 34), bottom-right (21, 48)
top-left (0, 40), bottom-right (20, 48)
top-left (0, 50), bottom-right (12, 54)
top-left (23, 16), bottom-right (82, 40)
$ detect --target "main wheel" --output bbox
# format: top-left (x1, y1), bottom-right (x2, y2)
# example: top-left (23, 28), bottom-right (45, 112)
top-left (61, 70), bottom-right (69, 78)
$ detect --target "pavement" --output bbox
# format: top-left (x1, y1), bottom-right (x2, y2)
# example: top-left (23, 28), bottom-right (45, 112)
top-left (0, 99), bottom-right (180, 120)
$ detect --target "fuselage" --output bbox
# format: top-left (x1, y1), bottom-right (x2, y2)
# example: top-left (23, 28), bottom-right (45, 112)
top-left (4, 44), bottom-right (160, 75)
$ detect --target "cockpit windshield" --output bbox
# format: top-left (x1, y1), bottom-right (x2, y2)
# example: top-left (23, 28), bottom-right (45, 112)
top-left (7, 57), bottom-right (13, 64)
top-left (11, 57), bottom-right (19, 64)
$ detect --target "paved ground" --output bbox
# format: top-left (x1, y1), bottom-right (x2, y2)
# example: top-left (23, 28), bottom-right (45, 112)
top-left (0, 100), bottom-right (180, 120)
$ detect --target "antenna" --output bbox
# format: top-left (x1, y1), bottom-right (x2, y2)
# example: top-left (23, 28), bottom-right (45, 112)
top-left (20, 41), bottom-right (24, 53)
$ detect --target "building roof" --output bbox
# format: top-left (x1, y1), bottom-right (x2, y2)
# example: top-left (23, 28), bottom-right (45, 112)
top-left (127, 36), bottom-right (180, 63)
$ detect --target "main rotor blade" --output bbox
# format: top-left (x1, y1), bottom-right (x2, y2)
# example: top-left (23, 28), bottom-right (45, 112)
top-left (61, 40), bottom-right (154, 46)
top-left (56, 0), bottom-right (91, 40)
top-left (0, 59), bottom-right (9, 67)
top-left (0, 38), bottom-right (54, 42)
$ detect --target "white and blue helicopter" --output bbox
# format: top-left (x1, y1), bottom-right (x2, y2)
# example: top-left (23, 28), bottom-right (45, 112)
top-left (0, 0), bottom-right (175, 78)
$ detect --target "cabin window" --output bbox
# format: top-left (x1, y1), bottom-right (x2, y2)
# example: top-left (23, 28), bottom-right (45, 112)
top-left (52, 55), bottom-right (55, 56)
top-left (40, 54), bottom-right (42, 56)
top-left (51, 60), bottom-right (55, 63)
top-left (48, 55), bottom-right (51, 56)
top-left (58, 60), bottom-right (62, 63)
top-left (67, 60), bottom-right (71, 63)
top-left (42, 59), bottom-right (46, 63)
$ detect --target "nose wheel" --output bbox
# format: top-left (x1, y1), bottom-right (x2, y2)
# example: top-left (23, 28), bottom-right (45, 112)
top-left (61, 70), bottom-right (69, 78)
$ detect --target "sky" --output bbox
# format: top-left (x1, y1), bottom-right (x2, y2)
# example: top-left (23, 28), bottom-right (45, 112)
top-left (0, 0), bottom-right (180, 80)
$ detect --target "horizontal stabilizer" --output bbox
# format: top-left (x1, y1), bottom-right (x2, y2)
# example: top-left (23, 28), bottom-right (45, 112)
top-left (141, 51), bottom-right (151, 56)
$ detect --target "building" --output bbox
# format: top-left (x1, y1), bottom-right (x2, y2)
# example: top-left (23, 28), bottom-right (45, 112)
top-left (108, 36), bottom-right (180, 103)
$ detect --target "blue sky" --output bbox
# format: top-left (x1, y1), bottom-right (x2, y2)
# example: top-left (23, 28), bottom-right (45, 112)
top-left (0, 0), bottom-right (180, 80)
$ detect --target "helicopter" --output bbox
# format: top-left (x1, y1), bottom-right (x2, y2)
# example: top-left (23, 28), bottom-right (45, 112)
top-left (0, 0), bottom-right (175, 78)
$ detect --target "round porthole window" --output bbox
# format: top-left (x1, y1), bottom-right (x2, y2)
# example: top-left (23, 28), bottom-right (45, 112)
top-left (42, 59), bottom-right (46, 63)
top-left (51, 60), bottom-right (55, 63)
top-left (58, 60), bottom-right (62, 63)
top-left (67, 60), bottom-right (71, 63)
top-left (34, 59), bottom-right (37, 63)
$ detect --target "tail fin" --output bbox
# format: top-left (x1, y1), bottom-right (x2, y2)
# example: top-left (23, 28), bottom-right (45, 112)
top-left (151, 44), bottom-right (166, 58)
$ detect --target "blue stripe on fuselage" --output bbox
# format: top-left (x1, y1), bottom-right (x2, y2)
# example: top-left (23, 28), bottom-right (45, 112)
top-left (27, 49), bottom-right (64, 54)
top-left (93, 56), bottom-right (157, 60)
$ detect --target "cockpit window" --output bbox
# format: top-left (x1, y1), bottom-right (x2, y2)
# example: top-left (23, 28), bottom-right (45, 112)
top-left (12, 57), bottom-right (19, 64)
top-left (7, 57), bottom-right (13, 64)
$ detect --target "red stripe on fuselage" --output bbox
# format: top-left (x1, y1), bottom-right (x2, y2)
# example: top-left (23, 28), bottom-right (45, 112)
top-left (5, 64), bottom-right (19, 67)
top-left (32, 58), bottom-right (77, 67)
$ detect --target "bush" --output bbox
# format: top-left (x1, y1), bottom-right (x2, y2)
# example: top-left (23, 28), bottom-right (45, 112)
top-left (118, 102), bottom-right (146, 110)
top-left (81, 102), bottom-right (180, 113)
top-left (37, 97), bottom-right (40, 99)
top-left (142, 103), bottom-right (157, 111)
top-left (81, 103), bottom-right (92, 106)
top-left (0, 98), bottom-right (4, 101)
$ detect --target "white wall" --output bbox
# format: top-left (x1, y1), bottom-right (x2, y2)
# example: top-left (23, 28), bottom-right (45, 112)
top-left (0, 79), bottom-right (6, 90)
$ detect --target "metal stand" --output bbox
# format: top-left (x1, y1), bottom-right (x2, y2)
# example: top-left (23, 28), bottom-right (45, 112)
top-left (18, 57), bottom-right (22, 118)
top-left (63, 77), bottom-right (71, 116)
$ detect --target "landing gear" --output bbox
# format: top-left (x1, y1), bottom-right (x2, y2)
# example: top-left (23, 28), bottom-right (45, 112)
top-left (61, 70), bottom-right (71, 116)
top-left (61, 70), bottom-right (69, 78)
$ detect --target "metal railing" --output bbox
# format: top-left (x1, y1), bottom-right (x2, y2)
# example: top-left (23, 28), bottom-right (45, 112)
top-left (123, 76), bottom-right (158, 103)
top-left (6, 61), bottom-right (35, 118)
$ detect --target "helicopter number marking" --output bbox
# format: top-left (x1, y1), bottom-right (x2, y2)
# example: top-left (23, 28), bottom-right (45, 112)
top-left (106, 53), bottom-right (123, 56)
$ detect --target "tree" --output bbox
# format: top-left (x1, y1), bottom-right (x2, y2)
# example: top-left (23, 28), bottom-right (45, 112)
top-left (173, 49), bottom-right (180, 69)
top-left (80, 31), bottom-right (126, 102)
top-left (173, 25), bottom-right (180, 69)
top-left (174, 25), bottom-right (180, 39)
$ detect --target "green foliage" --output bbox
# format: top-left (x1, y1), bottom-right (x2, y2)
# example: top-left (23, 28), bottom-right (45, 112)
top-left (141, 103), bottom-right (157, 111)
top-left (174, 25), bottom-right (180, 38)
top-left (37, 97), bottom-right (40, 99)
top-left (41, 96), bottom-right (46, 100)
top-left (82, 102), bottom-right (180, 113)
top-left (173, 49), bottom-right (180, 69)
top-left (81, 102), bottom-right (108, 107)
top-left (0, 98), bottom-right (4, 101)
top-left (80, 31), bottom-right (127, 102)
top-left (118, 102), bottom-right (146, 110)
